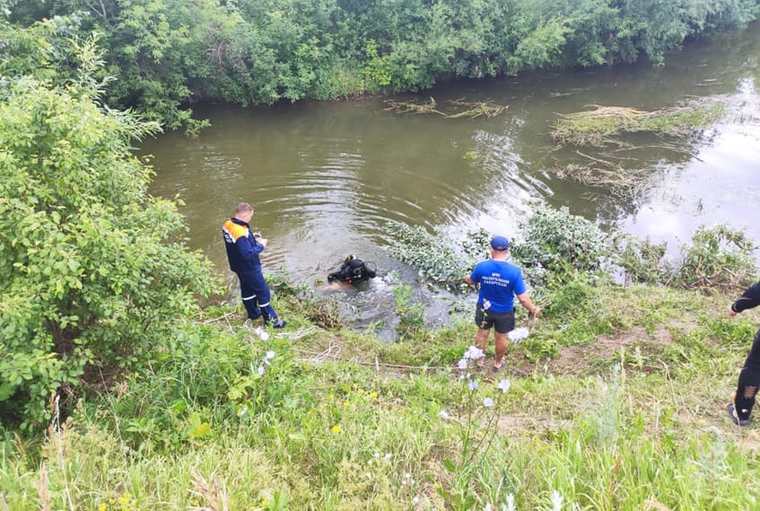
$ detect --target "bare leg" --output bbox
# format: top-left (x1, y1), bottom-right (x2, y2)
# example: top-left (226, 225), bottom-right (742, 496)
top-left (493, 332), bottom-right (509, 368)
top-left (475, 328), bottom-right (490, 366)
top-left (475, 328), bottom-right (489, 349)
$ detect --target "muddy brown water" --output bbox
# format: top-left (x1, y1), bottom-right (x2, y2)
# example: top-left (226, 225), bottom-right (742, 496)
top-left (144, 26), bottom-right (760, 337)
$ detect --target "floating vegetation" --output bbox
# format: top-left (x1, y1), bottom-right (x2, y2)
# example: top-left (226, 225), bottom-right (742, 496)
top-left (384, 97), bottom-right (508, 119)
top-left (548, 100), bottom-right (725, 197)
top-left (387, 223), bottom-right (489, 291)
top-left (388, 206), bottom-right (612, 291)
top-left (551, 158), bottom-right (649, 199)
top-left (551, 102), bottom-right (725, 146)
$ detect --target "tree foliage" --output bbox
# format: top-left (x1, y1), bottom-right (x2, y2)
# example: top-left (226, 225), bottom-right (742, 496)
top-left (2, 0), bottom-right (759, 129)
top-left (0, 74), bottom-right (214, 429)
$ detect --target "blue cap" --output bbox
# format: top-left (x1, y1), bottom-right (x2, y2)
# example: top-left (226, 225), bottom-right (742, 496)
top-left (490, 235), bottom-right (510, 251)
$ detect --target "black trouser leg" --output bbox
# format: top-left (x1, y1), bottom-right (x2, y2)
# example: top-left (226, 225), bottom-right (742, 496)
top-left (735, 328), bottom-right (760, 421)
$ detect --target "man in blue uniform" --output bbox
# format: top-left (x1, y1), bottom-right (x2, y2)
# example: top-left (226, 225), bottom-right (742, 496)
top-left (222, 202), bottom-right (285, 328)
top-left (727, 280), bottom-right (760, 425)
top-left (465, 235), bottom-right (539, 372)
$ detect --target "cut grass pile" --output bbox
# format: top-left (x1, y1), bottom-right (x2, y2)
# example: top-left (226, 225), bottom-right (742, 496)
top-left (551, 103), bottom-right (725, 146)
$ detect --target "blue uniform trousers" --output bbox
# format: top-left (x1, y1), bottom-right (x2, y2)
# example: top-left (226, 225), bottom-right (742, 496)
top-left (236, 269), bottom-right (279, 323)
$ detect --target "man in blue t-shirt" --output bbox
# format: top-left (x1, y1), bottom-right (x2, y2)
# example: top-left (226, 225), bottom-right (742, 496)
top-left (465, 235), bottom-right (540, 372)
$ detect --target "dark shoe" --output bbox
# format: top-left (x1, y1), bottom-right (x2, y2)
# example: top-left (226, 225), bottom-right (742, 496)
top-left (727, 403), bottom-right (751, 426)
top-left (271, 319), bottom-right (287, 329)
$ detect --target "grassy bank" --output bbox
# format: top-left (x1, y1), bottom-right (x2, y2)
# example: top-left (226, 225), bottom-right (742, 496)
top-left (3, 279), bottom-right (760, 510)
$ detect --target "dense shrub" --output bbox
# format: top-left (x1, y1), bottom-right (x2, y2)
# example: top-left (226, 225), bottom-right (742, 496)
top-left (618, 237), bottom-right (670, 285)
top-left (616, 226), bottom-right (758, 291)
top-left (675, 225), bottom-right (757, 292)
top-left (0, 76), bottom-right (214, 429)
top-left (512, 205), bottom-right (611, 282)
top-left (388, 223), bottom-right (489, 290)
top-left (388, 206), bottom-right (611, 291)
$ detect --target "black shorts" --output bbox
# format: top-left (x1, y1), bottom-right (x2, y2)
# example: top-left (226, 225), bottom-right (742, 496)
top-left (475, 306), bottom-right (515, 334)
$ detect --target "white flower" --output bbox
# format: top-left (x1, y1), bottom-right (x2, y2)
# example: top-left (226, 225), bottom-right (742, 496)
top-left (483, 397), bottom-right (494, 408)
top-left (464, 346), bottom-right (485, 360)
top-left (257, 366), bottom-right (265, 376)
top-left (384, 453), bottom-right (391, 461)
top-left (457, 358), bottom-right (468, 370)
top-left (265, 350), bottom-right (275, 360)
top-left (439, 409), bottom-right (451, 420)
top-left (497, 379), bottom-right (511, 393)
top-left (484, 505), bottom-right (493, 511)
top-left (550, 490), bottom-right (563, 511)
top-left (412, 496), bottom-right (420, 506)
top-left (502, 494), bottom-right (516, 511)
top-left (468, 379), bottom-right (479, 391)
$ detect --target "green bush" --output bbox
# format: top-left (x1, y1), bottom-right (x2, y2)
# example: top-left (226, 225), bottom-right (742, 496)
top-left (4, 0), bottom-right (760, 128)
top-left (675, 225), bottom-right (757, 292)
top-left (387, 223), bottom-right (489, 291)
top-left (0, 77), bottom-right (214, 430)
top-left (512, 205), bottom-right (611, 283)
top-left (618, 237), bottom-right (670, 285)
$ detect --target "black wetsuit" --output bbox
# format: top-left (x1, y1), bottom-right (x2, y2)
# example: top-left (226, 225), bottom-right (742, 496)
top-left (732, 281), bottom-right (760, 421)
top-left (328, 257), bottom-right (376, 284)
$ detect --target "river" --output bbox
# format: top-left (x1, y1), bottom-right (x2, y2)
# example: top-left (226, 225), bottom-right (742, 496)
top-left (143, 25), bottom-right (760, 337)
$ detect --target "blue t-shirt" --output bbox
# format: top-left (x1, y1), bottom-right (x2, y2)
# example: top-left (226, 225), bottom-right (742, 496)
top-left (470, 259), bottom-right (527, 314)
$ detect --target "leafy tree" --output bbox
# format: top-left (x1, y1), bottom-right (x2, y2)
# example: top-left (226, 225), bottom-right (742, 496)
top-left (0, 64), bottom-right (214, 429)
top-left (3, 0), bottom-right (759, 128)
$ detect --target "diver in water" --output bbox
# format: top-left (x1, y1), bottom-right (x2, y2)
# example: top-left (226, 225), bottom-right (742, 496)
top-left (327, 255), bottom-right (377, 287)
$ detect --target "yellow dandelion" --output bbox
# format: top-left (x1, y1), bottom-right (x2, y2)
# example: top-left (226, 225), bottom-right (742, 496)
top-left (331, 424), bottom-right (342, 434)
top-left (369, 391), bottom-right (379, 400)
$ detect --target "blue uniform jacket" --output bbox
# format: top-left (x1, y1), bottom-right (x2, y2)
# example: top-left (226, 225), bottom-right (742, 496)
top-left (222, 217), bottom-right (265, 274)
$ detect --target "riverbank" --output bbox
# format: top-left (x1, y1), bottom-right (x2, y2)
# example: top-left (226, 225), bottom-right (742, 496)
top-left (3, 277), bottom-right (760, 509)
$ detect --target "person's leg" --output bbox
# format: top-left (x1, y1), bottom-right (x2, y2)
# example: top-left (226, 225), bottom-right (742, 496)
top-left (474, 306), bottom-right (493, 366)
top-left (732, 328), bottom-right (760, 423)
top-left (238, 273), bottom-right (262, 321)
top-left (492, 313), bottom-right (515, 370)
top-left (493, 332), bottom-right (509, 368)
top-left (250, 273), bottom-right (285, 328)
top-left (474, 328), bottom-right (490, 350)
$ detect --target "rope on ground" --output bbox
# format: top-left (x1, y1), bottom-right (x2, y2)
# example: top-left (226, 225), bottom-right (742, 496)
top-left (296, 343), bottom-right (451, 372)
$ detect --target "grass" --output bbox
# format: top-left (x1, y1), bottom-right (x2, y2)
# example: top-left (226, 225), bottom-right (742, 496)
top-left (2, 280), bottom-right (760, 510)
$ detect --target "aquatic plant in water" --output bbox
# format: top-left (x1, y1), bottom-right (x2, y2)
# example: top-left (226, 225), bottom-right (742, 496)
top-left (551, 102), bottom-right (725, 147)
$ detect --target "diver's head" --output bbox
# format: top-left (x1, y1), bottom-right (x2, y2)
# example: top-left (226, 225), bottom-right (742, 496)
top-left (233, 202), bottom-right (254, 224)
top-left (489, 235), bottom-right (510, 260)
